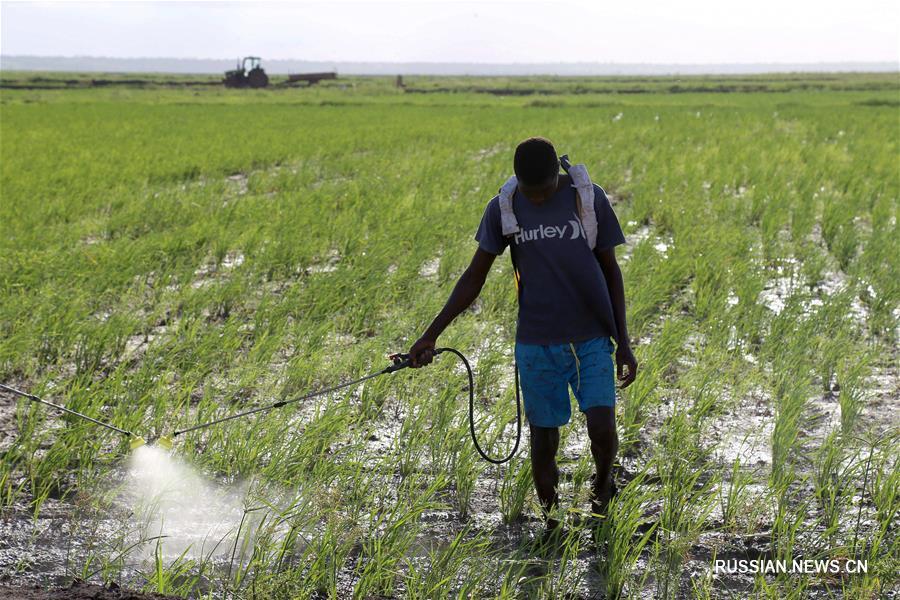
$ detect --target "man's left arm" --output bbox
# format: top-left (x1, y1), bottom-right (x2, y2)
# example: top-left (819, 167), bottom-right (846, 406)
top-left (590, 184), bottom-right (637, 387)
top-left (595, 248), bottom-right (637, 387)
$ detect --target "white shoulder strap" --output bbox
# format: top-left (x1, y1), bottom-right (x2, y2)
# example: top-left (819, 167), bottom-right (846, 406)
top-left (498, 175), bottom-right (520, 236)
top-left (566, 163), bottom-right (598, 250)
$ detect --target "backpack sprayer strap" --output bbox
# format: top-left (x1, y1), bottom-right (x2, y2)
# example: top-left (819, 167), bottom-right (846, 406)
top-left (498, 176), bottom-right (520, 236)
top-left (560, 154), bottom-right (598, 250)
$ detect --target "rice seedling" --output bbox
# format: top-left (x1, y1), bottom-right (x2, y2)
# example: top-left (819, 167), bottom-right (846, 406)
top-left (594, 470), bottom-right (657, 600)
top-left (719, 457), bottom-right (754, 534)
top-left (404, 526), bottom-right (490, 599)
top-left (810, 431), bottom-right (856, 540)
top-left (498, 457), bottom-right (533, 524)
top-left (450, 436), bottom-right (481, 520)
top-left (835, 354), bottom-right (871, 437)
top-left (652, 409), bottom-right (718, 599)
top-left (867, 436), bottom-right (899, 535)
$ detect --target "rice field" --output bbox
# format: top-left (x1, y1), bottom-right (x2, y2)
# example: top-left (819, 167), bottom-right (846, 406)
top-left (0, 72), bottom-right (898, 599)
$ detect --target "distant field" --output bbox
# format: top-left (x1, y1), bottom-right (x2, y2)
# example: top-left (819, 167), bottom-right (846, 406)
top-left (3, 69), bottom-right (900, 96)
top-left (1, 72), bottom-right (898, 599)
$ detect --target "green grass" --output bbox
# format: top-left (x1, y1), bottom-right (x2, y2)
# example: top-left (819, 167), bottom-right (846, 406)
top-left (1, 72), bottom-right (898, 598)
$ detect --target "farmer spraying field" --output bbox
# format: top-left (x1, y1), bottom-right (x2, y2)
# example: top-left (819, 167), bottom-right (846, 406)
top-left (408, 137), bottom-right (638, 538)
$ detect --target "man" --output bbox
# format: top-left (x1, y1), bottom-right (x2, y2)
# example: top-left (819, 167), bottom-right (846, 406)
top-left (407, 137), bottom-right (637, 536)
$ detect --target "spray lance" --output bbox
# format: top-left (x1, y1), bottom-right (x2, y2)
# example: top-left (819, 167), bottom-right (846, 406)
top-left (0, 347), bottom-right (522, 464)
top-left (0, 383), bottom-right (159, 450)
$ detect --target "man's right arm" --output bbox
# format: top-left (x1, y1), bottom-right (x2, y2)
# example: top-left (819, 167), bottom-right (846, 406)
top-left (408, 247), bottom-right (497, 367)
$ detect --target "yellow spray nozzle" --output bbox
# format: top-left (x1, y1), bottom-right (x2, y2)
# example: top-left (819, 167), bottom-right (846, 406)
top-left (129, 435), bottom-right (146, 450)
top-left (156, 435), bottom-right (174, 451)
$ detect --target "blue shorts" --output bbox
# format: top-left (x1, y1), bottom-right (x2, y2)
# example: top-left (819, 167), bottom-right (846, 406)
top-left (514, 336), bottom-right (616, 427)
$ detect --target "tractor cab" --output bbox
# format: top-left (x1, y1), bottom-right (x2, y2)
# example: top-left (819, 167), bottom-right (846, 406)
top-left (240, 56), bottom-right (261, 75)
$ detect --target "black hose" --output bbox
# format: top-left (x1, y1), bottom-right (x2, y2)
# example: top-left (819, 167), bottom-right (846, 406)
top-left (435, 347), bottom-right (522, 465)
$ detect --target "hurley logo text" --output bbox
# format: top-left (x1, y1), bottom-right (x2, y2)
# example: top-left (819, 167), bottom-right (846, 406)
top-left (513, 213), bottom-right (586, 245)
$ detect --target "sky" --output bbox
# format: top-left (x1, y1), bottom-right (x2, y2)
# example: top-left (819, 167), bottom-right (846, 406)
top-left (1, 0), bottom-right (898, 64)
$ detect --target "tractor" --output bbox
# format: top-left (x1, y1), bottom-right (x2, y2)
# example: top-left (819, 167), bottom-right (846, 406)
top-left (223, 57), bottom-right (269, 88)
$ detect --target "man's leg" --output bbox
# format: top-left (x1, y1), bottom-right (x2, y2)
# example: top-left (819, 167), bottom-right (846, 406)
top-left (585, 405), bottom-right (618, 511)
top-left (529, 422), bottom-right (560, 527)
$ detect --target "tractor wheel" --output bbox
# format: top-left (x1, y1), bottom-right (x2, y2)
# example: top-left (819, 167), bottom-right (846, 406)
top-left (248, 70), bottom-right (269, 88)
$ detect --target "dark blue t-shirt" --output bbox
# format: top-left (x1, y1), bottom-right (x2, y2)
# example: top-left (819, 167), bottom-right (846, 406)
top-left (474, 182), bottom-right (626, 345)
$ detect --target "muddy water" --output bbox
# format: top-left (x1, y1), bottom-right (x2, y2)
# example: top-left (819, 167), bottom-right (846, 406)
top-left (0, 444), bottom-right (277, 590)
top-left (0, 496), bottom-right (128, 588)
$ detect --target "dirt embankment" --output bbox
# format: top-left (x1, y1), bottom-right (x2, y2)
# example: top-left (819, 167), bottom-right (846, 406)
top-left (0, 581), bottom-right (181, 600)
